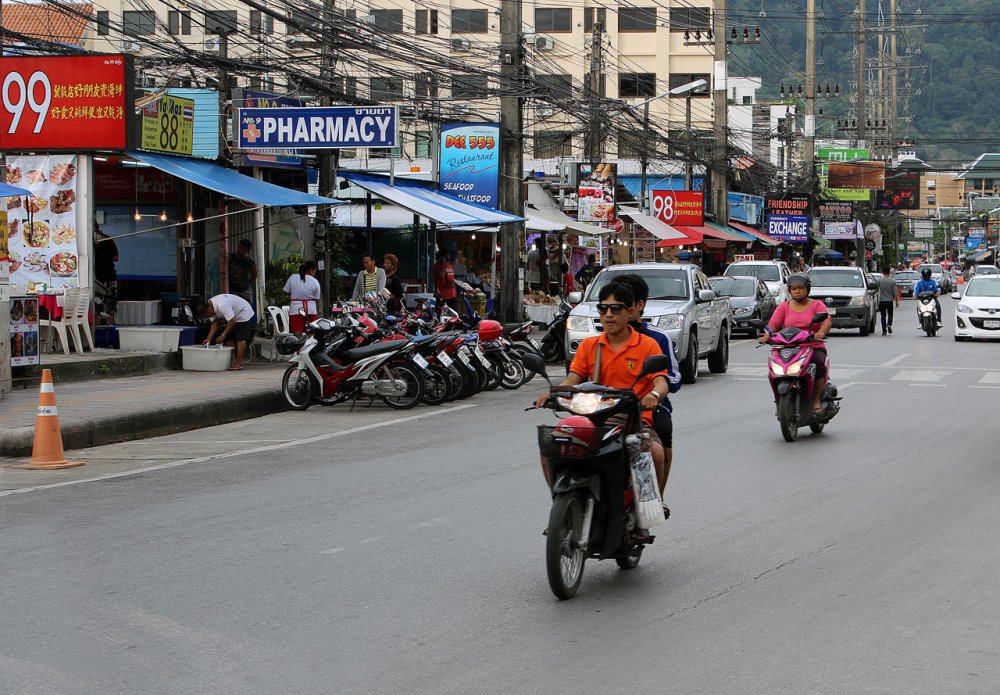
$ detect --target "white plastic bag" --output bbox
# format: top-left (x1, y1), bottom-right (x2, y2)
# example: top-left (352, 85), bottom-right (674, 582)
top-left (626, 434), bottom-right (663, 529)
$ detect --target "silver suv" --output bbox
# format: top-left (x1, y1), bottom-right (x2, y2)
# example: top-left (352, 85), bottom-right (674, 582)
top-left (807, 266), bottom-right (879, 336)
top-left (723, 260), bottom-right (792, 301)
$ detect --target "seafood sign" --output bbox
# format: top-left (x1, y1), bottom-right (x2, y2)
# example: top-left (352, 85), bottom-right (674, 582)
top-left (6, 154), bottom-right (80, 290)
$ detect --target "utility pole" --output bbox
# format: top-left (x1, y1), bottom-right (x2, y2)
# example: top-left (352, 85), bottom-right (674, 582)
top-left (317, 0), bottom-right (336, 310)
top-left (889, 0), bottom-right (898, 163)
top-left (584, 22), bottom-right (604, 162)
top-left (498, 0), bottom-right (524, 322)
top-left (712, 0), bottom-right (729, 224)
top-left (856, 0), bottom-right (868, 268)
top-left (804, 0), bottom-right (816, 191)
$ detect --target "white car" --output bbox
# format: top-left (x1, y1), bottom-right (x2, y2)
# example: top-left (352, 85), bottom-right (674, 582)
top-left (722, 260), bottom-right (792, 301)
top-left (953, 277), bottom-right (1000, 341)
top-left (973, 264), bottom-right (999, 276)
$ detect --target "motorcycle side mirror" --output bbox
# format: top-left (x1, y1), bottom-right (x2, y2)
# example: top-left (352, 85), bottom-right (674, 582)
top-left (521, 353), bottom-right (552, 384)
top-left (638, 354), bottom-right (670, 379)
top-left (951, 291), bottom-right (961, 300)
top-left (812, 312), bottom-right (830, 323)
top-left (567, 291), bottom-right (582, 305)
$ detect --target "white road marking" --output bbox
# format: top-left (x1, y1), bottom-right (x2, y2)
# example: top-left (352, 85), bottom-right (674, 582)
top-left (892, 370), bottom-right (951, 382)
top-left (908, 383), bottom-right (948, 387)
top-left (828, 369), bottom-right (864, 380)
top-left (978, 372), bottom-right (1000, 384)
top-left (319, 548), bottom-right (344, 554)
top-left (880, 353), bottom-right (911, 368)
top-left (0, 404), bottom-right (478, 498)
top-left (969, 385), bottom-right (1000, 390)
top-left (728, 366), bottom-right (766, 377)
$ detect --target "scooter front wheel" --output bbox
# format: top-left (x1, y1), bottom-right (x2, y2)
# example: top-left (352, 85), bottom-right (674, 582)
top-left (546, 490), bottom-right (588, 600)
top-left (281, 365), bottom-right (316, 411)
top-left (778, 391), bottom-right (799, 442)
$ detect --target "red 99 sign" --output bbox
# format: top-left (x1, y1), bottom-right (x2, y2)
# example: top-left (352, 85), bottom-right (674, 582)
top-left (0, 55), bottom-right (134, 151)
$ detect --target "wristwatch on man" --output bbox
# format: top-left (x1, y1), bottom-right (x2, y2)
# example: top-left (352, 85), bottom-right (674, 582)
top-left (649, 390), bottom-right (662, 402)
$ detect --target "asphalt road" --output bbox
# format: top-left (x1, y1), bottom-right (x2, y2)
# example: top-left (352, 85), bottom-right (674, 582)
top-left (3, 297), bottom-right (1000, 694)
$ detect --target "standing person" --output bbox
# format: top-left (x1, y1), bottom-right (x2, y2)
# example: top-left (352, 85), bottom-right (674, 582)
top-left (352, 253), bottom-right (386, 302)
top-left (574, 253), bottom-right (602, 289)
top-left (528, 237), bottom-right (549, 291)
top-left (383, 253), bottom-right (405, 312)
top-left (432, 250), bottom-right (457, 311)
top-left (560, 262), bottom-right (575, 297)
top-left (228, 239), bottom-right (258, 302)
top-left (198, 293), bottom-right (254, 370)
top-left (283, 260), bottom-right (321, 335)
top-left (94, 226), bottom-right (119, 325)
top-left (877, 265), bottom-right (900, 335)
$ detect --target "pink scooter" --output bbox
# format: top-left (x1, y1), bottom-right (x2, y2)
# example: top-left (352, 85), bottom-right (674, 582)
top-left (752, 312), bottom-right (841, 442)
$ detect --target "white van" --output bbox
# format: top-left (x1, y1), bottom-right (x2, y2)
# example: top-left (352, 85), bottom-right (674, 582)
top-left (722, 260), bottom-right (792, 300)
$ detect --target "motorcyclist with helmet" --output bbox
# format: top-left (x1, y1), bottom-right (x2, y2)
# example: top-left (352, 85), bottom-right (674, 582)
top-left (913, 267), bottom-right (942, 325)
top-left (758, 273), bottom-right (833, 416)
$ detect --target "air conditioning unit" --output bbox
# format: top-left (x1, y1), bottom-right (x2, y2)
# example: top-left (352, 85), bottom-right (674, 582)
top-left (287, 37), bottom-right (320, 50)
top-left (452, 38), bottom-right (471, 51)
top-left (535, 105), bottom-right (556, 117)
top-left (203, 36), bottom-right (221, 52)
top-left (121, 39), bottom-right (141, 53)
top-left (534, 36), bottom-right (555, 50)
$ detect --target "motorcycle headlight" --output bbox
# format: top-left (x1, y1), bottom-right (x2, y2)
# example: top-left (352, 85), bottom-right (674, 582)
top-left (849, 295), bottom-right (866, 306)
top-left (957, 303), bottom-right (973, 314)
top-left (557, 392), bottom-right (620, 415)
top-left (786, 356), bottom-right (808, 376)
top-left (568, 316), bottom-right (592, 331)
top-left (657, 314), bottom-right (682, 330)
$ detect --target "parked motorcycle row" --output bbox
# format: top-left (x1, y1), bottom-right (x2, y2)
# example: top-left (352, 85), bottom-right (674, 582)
top-left (275, 299), bottom-right (565, 411)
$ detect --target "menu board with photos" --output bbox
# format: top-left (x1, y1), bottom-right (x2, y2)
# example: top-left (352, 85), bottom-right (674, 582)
top-left (9, 296), bottom-right (40, 366)
top-left (5, 154), bottom-right (80, 291)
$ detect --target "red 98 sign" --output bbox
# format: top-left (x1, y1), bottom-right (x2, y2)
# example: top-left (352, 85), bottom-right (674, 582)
top-left (651, 190), bottom-right (704, 226)
top-left (0, 55), bottom-right (136, 151)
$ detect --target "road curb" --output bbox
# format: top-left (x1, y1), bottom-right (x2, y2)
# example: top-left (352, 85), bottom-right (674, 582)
top-left (0, 388), bottom-right (289, 458)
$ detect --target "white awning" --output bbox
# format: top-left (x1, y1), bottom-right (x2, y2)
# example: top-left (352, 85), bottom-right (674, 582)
top-left (332, 201), bottom-right (564, 232)
top-left (617, 207), bottom-right (689, 241)
top-left (525, 181), bottom-right (616, 235)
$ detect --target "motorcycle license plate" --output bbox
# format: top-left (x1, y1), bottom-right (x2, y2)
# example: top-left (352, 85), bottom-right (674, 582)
top-left (528, 337), bottom-right (541, 349)
top-left (457, 351), bottom-right (472, 368)
top-left (985, 320), bottom-right (1000, 329)
top-left (412, 353), bottom-right (429, 369)
top-left (437, 351), bottom-right (454, 367)
top-left (474, 347), bottom-right (491, 367)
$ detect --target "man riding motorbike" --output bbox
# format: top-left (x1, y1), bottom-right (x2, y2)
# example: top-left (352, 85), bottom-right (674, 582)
top-left (535, 282), bottom-right (670, 517)
top-left (759, 273), bottom-right (833, 416)
top-left (913, 267), bottom-right (942, 325)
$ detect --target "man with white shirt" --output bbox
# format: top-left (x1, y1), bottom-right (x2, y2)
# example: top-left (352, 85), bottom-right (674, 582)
top-left (198, 294), bottom-right (255, 370)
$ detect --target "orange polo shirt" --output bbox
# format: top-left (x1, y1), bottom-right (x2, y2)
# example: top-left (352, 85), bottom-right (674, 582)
top-left (569, 327), bottom-right (667, 425)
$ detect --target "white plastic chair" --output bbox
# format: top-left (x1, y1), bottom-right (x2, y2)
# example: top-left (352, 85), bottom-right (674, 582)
top-left (267, 305), bottom-right (290, 335)
top-left (281, 305), bottom-right (291, 328)
top-left (72, 287), bottom-right (95, 351)
top-left (45, 288), bottom-right (80, 355)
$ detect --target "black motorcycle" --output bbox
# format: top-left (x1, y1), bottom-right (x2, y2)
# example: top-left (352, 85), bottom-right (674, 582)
top-left (524, 352), bottom-right (670, 600)
top-left (539, 298), bottom-right (572, 363)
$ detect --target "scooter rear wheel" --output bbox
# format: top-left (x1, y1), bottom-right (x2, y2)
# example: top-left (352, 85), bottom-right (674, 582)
top-left (546, 490), bottom-right (588, 600)
top-left (615, 545), bottom-right (644, 570)
top-left (499, 355), bottom-right (526, 389)
top-left (421, 364), bottom-right (451, 405)
top-left (778, 392), bottom-right (799, 442)
top-left (377, 361), bottom-right (424, 410)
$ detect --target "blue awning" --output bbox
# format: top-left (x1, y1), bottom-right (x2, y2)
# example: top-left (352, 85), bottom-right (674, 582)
top-left (340, 172), bottom-right (524, 227)
top-left (127, 151), bottom-right (342, 207)
top-left (0, 182), bottom-right (30, 197)
top-left (971, 249), bottom-right (994, 262)
top-left (618, 175), bottom-right (705, 200)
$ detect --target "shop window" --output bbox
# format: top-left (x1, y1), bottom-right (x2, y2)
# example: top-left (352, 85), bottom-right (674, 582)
top-left (537, 74), bottom-right (572, 100)
top-left (534, 131), bottom-right (573, 158)
top-left (96, 10), bottom-right (111, 35)
top-left (249, 10), bottom-right (274, 35)
top-left (332, 76), bottom-right (358, 98)
top-left (452, 75), bottom-right (488, 99)
top-left (372, 9), bottom-right (404, 33)
top-left (123, 10), bottom-right (155, 36)
top-left (619, 72), bottom-right (656, 98)
top-left (169, 10), bottom-right (192, 36)
top-left (452, 9), bottom-right (488, 33)
top-left (204, 10), bottom-right (238, 35)
top-left (535, 8), bottom-right (572, 33)
top-left (619, 7), bottom-right (657, 32)
top-left (671, 7), bottom-right (711, 31)
top-left (370, 77), bottom-right (404, 102)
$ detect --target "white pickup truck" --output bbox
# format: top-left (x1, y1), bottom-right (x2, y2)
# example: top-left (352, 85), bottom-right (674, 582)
top-left (564, 263), bottom-right (732, 384)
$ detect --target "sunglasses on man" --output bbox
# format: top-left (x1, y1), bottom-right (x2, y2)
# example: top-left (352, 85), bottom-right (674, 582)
top-left (596, 303), bottom-right (628, 315)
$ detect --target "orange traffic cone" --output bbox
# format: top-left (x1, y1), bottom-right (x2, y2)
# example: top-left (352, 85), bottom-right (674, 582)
top-left (15, 369), bottom-right (83, 470)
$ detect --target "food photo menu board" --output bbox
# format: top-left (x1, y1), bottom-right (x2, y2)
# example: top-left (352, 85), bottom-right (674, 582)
top-left (9, 296), bottom-right (40, 366)
top-left (5, 154), bottom-right (80, 291)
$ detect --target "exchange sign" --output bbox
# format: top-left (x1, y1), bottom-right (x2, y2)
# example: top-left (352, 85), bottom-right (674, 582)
top-left (236, 106), bottom-right (398, 150)
top-left (652, 190), bottom-right (704, 226)
top-left (0, 55), bottom-right (137, 151)
top-left (765, 194), bottom-right (811, 243)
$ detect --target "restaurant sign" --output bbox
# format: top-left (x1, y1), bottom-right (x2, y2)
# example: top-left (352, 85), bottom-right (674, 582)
top-left (141, 93), bottom-right (194, 156)
top-left (652, 190), bottom-right (703, 226)
top-left (0, 55), bottom-right (137, 151)
top-left (236, 106), bottom-right (398, 150)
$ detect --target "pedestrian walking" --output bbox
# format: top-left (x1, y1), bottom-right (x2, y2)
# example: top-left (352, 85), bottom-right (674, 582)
top-left (877, 265), bottom-right (900, 335)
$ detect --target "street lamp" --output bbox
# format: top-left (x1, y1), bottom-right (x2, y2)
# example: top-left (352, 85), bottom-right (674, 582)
top-left (631, 79), bottom-right (708, 213)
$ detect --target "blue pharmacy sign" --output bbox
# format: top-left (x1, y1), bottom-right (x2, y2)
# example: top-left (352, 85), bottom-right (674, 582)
top-left (232, 88), bottom-right (306, 168)
top-left (236, 106), bottom-right (398, 150)
top-left (438, 122), bottom-right (500, 209)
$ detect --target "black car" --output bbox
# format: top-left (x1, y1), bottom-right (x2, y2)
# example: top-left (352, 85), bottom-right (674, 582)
top-left (708, 275), bottom-right (776, 335)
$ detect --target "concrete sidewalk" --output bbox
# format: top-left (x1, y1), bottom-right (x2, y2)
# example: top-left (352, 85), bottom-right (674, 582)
top-left (0, 361), bottom-right (288, 458)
